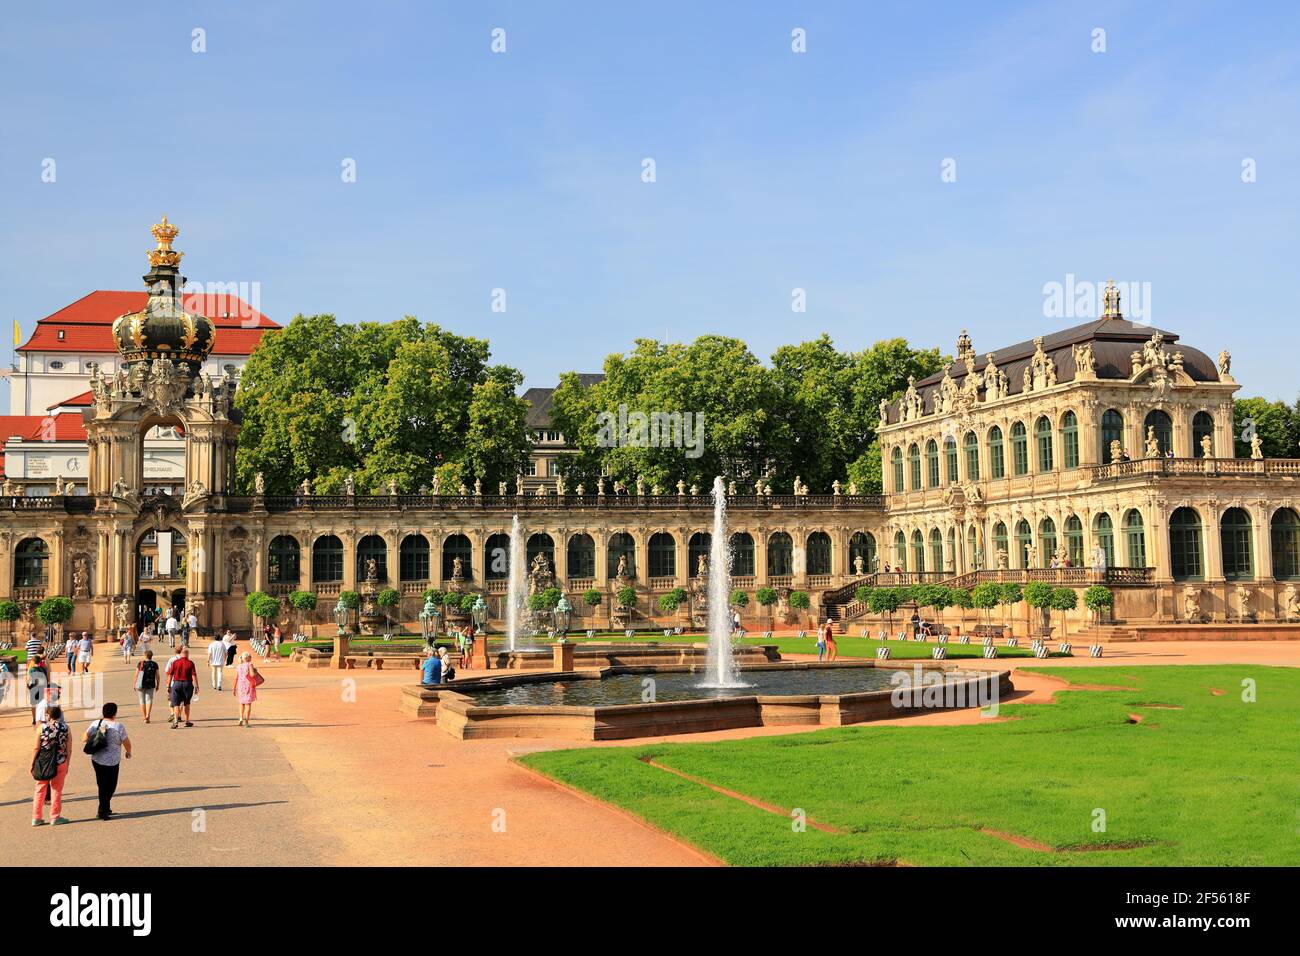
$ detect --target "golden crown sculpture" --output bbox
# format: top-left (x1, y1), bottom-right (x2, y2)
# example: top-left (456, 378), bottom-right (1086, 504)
top-left (147, 216), bottom-right (184, 267)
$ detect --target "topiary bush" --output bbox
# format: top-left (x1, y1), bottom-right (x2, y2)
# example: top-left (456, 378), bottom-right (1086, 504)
top-left (246, 591), bottom-right (280, 625)
top-left (1084, 584), bottom-right (1113, 622)
top-left (617, 586), bottom-right (638, 609)
top-left (35, 596), bottom-right (75, 633)
top-left (1023, 581), bottom-right (1055, 632)
top-left (0, 600), bottom-right (21, 623)
top-left (730, 589), bottom-right (749, 608)
top-left (755, 587), bottom-right (778, 607)
top-left (583, 589), bottom-right (602, 607)
top-left (789, 591), bottom-right (810, 610)
top-left (971, 582), bottom-right (1001, 627)
top-left (1050, 586), bottom-right (1079, 637)
top-left (658, 588), bottom-right (687, 614)
top-left (338, 590), bottom-right (361, 610)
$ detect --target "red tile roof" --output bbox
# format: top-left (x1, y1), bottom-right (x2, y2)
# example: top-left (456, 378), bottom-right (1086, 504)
top-left (18, 290), bottom-right (278, 355)
top-left (48, 389), bottom-right (93, 411)
top-left (0, 413), bottom-right (88, 443)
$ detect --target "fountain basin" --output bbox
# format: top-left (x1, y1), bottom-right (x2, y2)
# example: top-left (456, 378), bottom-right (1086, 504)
top-left (399, 662), bottom-right (1012, 740)
top-left (489, 641), bottom-right (778, 671)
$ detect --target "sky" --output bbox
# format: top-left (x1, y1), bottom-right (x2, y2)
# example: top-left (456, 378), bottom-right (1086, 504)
top-left (1, 0), bottom-right (1298, 401)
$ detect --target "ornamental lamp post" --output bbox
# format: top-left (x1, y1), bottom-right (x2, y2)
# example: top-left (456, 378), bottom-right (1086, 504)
top-left (552, 594), bottom-right (572, 640)
top-left (331, 598), bottom-right (351, 669)
top-left (471, 594), bottom-right (489, 671)
top-left (419, 594), bottom-right (438, 646)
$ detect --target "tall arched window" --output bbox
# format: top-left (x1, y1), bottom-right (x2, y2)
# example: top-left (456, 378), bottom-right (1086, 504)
top-left (891, 447), bottom-right (904, 492)
top-left (1011, 422), bottom-right (1029, 475)
top-left (357, 535), bottom-right (388, 583)
top-left (268, 535), bottom-right (300, 585)
top-left (607, 532), bottom-right (637, 579)
top-left (893, 531), bottom-right (907, 569)
top-left (1101, 409), bottom-right (1125, 462)
top-left (483, 533), bottom-right (511, 580)
top-left (964, 431), bottom-right (980, 480)
top-left (967, 525), bottom-right (979, 570)
top-left (442, 534), bottom-right (471, 582)
top-left (1124, 510), bottom-right (1146, 567)
top-left (911, 530), bottom-right (926, 572)
top-left (688, 532), bottom-right (711, 576)
top-left (1145, 410), bottom-right (1173, 457)
top-left (988, 426), bottom-right (1005, 479)
top-left (926, 439), bottom-right (939, 487)
top-left (1035, 416), bottom-right (1054, 471)
top-left (807, 531), bottom-right (832, 575)
top-left (1271, 509), bottom-right (1300, 581)
top-left (312, 535), bottom-right (344, 583)
top-left (730, 532), bottom-right (755, 577)
top-left (1015, 519), bottom-right (1033, 568)
top-left (992, 522), bottom-right (1008, 564)
top-left (648, 532), bottom-right (677, 578)
top-left (1220, 508), bottom-right (1254, 581)
top-left (944, 437), bottom-right (958, 483)
top-left (399, 534), bottom-right (430, 581)
top-left (908, 444), bottom-right (922, 491)
top-left (947, 527), bottom-right (957, 572)
top-left (767, 532), bottom-right (793, 576)
top-left (849, 531), bottom-right (876, 575)
top-left (1061, 411), bottom-right (1079, 469)
top-left (1094, 513), bottom-right (1115, 569)
top-left (14, 537), bottom-right (48, 588)
top-left (1038, 518), bottom-right (1057, 566)
top-left (1192, 411), bottom-right (1215, 457)
top-left (1169, 508), bottom-right (1203, 580)
top-left (527, 533), bottom-right (555, 573)
top-left (929, 528), bottom-right (944, 572)
top-left (1065, 515), bottom-right (1084, 566)
top-left (566, 533), bottom-right (595, 579)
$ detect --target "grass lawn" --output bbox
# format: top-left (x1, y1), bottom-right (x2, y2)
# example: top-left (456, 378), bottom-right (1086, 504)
top-left (519, 664), bottom-right (1298, 866)
top-left (738, 634), bottom-right (1048, 660)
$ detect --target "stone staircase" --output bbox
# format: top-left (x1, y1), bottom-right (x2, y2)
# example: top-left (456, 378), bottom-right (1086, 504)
top-left (1071, 624), bottom-right (1139, 643)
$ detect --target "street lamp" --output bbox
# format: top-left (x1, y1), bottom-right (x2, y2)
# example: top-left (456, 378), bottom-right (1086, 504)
top-left (333, 599), bottom-right (349, 635)
top-left (551, 594), bottom-right (572, 639)
top-left (419, 594), bottom-right (440, 645)
top-left (471, 595), bottom-right (488, 632)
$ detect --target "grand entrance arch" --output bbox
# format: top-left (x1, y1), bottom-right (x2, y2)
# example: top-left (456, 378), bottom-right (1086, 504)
top-left (133, 524), bottom-right (189, 625)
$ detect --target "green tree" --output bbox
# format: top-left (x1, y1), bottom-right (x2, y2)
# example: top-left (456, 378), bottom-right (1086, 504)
top-left (971, 582), bottom-right (1000, 628)
top-left (1023, 581), bottom-right (1055, 633)
top-left (583, 589), bottom-right (602, 607)
top-left (867, 587), bottom-right (902, 632)
top-left (1083, 584), bottom-right (1113, 623)
top-left (1050, 586), bottom-right (1079, 638)
top-left (617, 586), bottom-right (639, 609)
top-left (1233, 397), bottom-right (1300, 459)
top-left (35, 596), bottom-right (75, 638)
top-left (730, 589), bottom-right (750, 608)
top-left (658, 588), bottom-right (687, 613)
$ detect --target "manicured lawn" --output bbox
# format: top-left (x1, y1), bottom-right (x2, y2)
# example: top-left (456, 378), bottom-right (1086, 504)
top-left (738, 634), bottom-right (1047, 660)
top-left (519, 665), bottom-right (1299, 866)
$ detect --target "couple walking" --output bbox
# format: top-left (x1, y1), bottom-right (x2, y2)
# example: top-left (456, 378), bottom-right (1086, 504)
top-left (31, 701), bottom-right (131, 825)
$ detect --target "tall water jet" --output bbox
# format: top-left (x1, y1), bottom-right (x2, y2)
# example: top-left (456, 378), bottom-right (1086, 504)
top-left (701, 475), bottom-right (745, 687)
top-left (506, 513), bottom-right (527, 651)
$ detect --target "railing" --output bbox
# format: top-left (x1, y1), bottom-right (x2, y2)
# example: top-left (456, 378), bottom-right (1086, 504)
top-left (14, 586), bottom-right (46, 601)
top-left (768, 575), bottom-right (793, 588)
top-left (648, 577), bottom-right (677, 591)
top-left (1091, 457), bottom-right (1300, 481)
top-left (730, 575), bottom-right (755, 590)
top-left (223, 492), bottom-right (887, 514)
top-left (807, 574), bottom-right (833, 589)
top-left (399, 581), bottom-right (428, 595)
top-left (484, 580), bottom-right (508, 594)
top-left (314, 582), bottom-right (341, 597)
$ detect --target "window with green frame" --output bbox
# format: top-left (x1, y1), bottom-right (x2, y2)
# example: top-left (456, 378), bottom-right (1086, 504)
top-left (1065, 515), bottom-right (1084, 566)
top-left (911, 531), bottom-right (926, 572)
top-left (1192, 411), bottom-right (1215, 457)
top-left (1015, 520), bottom-right (1033, 568)
top-left (1145, 410), bottom-right (1174, 457)
top-left (893, 532), bottom-right (907, 569)
top-left (988, 426), bottom-right (1005, 478)
top-left (1271, 509), bottom-right (1300, 580)
top-left (1169, 508), bottom-right (1203, 580)
top-left (1219, 508), bottom-right (1254, 581)
top-left (930, 529), bottom-right (944, 572)
top-left (926, 439), bottom-right (939, 487)
top-left (1094, 513), bottom-right (1115, 568)
top-left (1101, 409), bottom-right (1125, 462)
top-left (1061, 410), bottom-right (1079, 469)
top-left (964, 431), bottom-right (980, 480)
top-left (1011, 421), bottom-right (1029, 475)
top-left (909, 444), bottom-right (921, 491)
top-left (1038, 519), bottom-right (1056, 566)
top-left (1035, 416), bottom-right (1054, 471)
top-left (892, 447), bottom-right (904, 492)
top-left (1124, 510), bottom-right (1146, 567)
top-left (944, 438), bottom-right (958, 483)
top-left (992, 522), bottom-right (1008, 563)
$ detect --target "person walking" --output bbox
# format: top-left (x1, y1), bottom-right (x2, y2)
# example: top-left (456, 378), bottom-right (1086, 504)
top-left (815, 625), bottom-right (826, 661)
top-left (165, 611), bottom-right (178, 649)
top-left (77, 632), bottom-right (94, 674)
top-left (26, 632), bottom-right (46, 667)
top-left (233, 651), bottom-right (262, 727)
top-left (166, 646), bottom-right (198, 729)
top-left (186, 608), bottom-right (198, 646)
top-left (31, 704), bottom-right (71, 827)
top-left (64, 635), bottom-right (77, 674)
top-left (25, 655), bottom-right (49, 725)
top-left (135, 650), bottom-right (160, 723)
top-left (121, 627), bottom-right (135, 662)
top-left (823, 619), bottom-right (839, 662)
top-left (206, 632), bottom-right (227, 690)
top-left (84, 702), bottom-right (130, 821)
top-left (223, 628), bottom-right (238, 667)
top-left (461, 623), bottom-right (476, 670)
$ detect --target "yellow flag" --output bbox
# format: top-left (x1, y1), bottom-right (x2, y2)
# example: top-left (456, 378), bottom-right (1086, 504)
top-left (12, 319), bottom-right (19, 346)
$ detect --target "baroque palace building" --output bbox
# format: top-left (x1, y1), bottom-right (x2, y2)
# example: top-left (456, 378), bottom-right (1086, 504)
top-left (2, 221), bottom-right (1299, 637)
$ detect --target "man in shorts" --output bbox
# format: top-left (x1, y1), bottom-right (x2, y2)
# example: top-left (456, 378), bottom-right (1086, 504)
top-left (165, 646), bottom-right (199, 728)
top-left (77, 632), bottom-right (94, 674)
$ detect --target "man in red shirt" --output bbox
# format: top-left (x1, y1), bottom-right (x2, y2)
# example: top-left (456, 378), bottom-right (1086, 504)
top-left (165, 647), bottom-right (199, 728)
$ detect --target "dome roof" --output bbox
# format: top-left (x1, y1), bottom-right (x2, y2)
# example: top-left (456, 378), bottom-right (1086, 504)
top-left (111, 218), bottom-right (216, 371)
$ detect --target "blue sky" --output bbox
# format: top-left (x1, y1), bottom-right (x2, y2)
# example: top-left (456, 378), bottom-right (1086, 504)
top-left (2, 1), bottom-right (1297, 399)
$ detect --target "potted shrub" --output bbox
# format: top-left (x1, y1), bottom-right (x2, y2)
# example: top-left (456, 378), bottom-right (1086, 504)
top-left (245, 591), bottom-right (281, 633)
top-left (657, 587), bottom-right (686, 616)
top-left (755, 586), bottom-right (778, 626)
top-left (948, 587), bottom-right (973, 635)
top-left (867, 586), bottom-right (902, 635)
top-left (0, 599), bottom-right (20, 641)
top-left (288, 590), bottom-right (318, 638)
top-left (1023, 581), bottom-right (1055, 637)
top-left (789, 590), bottom-right (811, 627)
top-left (730, 589), bottom-right (749, 613)
top-left (1050, 586), bottom-right (1079, 639)
top-left (971, 581), bottom-right (1000, 633)
top-left (376, 587), bottom-right (400, 631)
top-left (1083, 584), bottom-right (1113, 624)
top-left (35, 596), bottom-right (75, 644)
top-left (998, 582), bottom-right (1023, 637)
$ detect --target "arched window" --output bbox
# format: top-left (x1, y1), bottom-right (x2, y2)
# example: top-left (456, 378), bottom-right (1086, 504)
top-left (442, 533), bottom-right (471, 582)
top-left (908, 444), bottom-right (922, 491)
top-left (399, 534), bottom-right (430, 581)
top-left (893, 531), bottom-right (907, 569)
top-left (1038, 518), bottom-right (1057, 566)
top-left (1145, 410), bottom-right (1173, 457)
top-left (688, 532), bottom-right (711, 576)
top-left (1065, 515), bottom-right (1084, 566)
top-left (1169, 508), bottom-right (1203, 581)
top-left (483, 533), bottom-right (511, 580)
top-left (1011, 422), bottom-right (1029, 475)
top-left (947, 527), bottom-right (957, 572)
top-left (357, 535), bottom-right (388, 583)
top-left (527, 533), bottom-right (555, 573)
top-left (911, 530), bottom-right (925, 572)
top-left (1035, 416), bottom-right (1054, 472)
top-left (926, 439), bottom-right (939, 487)
top-left (1061, 411), bottom-right (1079, 469)
top-left (964, 431), bottom-right (980, 481)
top-left (992, 522), bottom-right (1008, 565)
top-left (967, 525), bottom-right (979, 570)
top-left (14, 537), bottom-right (48, 588)
top-left (267, 535), bottom-right (300, 585)
top-left (806, 531), bottom-right (832, 576)
top-left (566, 533), bottom-right (595, 579)
top-left (1094, 513), bottom-right (1115, 569)
top-left (1193, 411), bottom-right (1215, 458)
top-left (944, 437), bottom-right (958, 483)
top-left (1015, 519), bottom-right (1033, 568)
top-left (1101, 409), bottom-right (1125, 462)
top-left (891, 447), bottom-right (904, 492)
top-left (730, 532), bottom-right (755, 577)
top-left (1220, 508), bottom-right (1254, 581)
top-left (849, 532), bottom-right (876, 575)
top-left (767, 532), bottom-right (793, 576)
top-left (1271, 509), bottom-right (1300, 581)
top-left (929, 528), bottom-right (944, 572)
top-left (312, 535), bottom-right (344, 583)
top-left (648, 532), bottom-right (677, 578)
top-left (988, 426), bottom-right (1005, 479)
top-left (1124, 510), bottom-right (1146, 567)
top-left (607, 532), bottom-right (637, 579)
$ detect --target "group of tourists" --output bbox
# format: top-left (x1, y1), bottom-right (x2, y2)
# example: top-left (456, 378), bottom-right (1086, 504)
top-left (814, 619), bottom-right (839, 661)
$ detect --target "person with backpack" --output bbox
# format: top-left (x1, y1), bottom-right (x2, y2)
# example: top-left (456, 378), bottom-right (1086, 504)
top-left (135, 650), bottom-right (160, 723)
top-left (31, 704), bottom-right (70, 827)
top-left (84, 702), bottom-right (130, 821)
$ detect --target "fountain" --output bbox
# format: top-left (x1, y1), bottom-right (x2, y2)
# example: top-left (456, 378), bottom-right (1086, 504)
top-left (506, 513), bottom-right (527, 651)
top-left (700, 475), bottom-right (746, 688)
